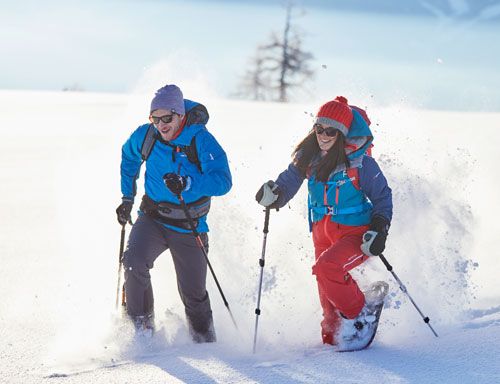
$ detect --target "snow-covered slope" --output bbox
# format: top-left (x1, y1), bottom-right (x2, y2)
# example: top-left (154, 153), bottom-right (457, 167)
top-left (0, 90), bottom-right (499, 383)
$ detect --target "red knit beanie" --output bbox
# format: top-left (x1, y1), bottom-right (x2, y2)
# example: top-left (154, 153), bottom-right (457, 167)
top-left (314, 96), bottom-right (353, 136)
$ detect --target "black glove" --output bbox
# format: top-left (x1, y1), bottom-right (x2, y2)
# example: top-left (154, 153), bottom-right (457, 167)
top-left (116, 199), bottom-right (133, 225)
top-left (163, 173), bottom-right (189, 195)
top-left (255, 180), bottom-right (280, 208)
top-left (361, 215), bottom-right (390, 257)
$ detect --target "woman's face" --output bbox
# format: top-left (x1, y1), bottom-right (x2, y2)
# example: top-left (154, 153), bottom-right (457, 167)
top-left (314, 123), bottom-right (339, 152)
top-left (150, 108), bottom-right (184, 141)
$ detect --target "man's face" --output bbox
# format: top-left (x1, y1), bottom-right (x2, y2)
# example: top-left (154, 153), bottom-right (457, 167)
top-left (150, 109), bottom-right (184, 141)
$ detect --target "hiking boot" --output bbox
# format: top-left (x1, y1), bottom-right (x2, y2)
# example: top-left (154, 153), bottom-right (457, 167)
top-left (188, 318), bottom-right (217, 343)
top-left (132, 313), bottom-right (155, 338)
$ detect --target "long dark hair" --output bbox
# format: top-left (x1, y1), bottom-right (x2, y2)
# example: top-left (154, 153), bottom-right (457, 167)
top-left (292, 129), bottom-right (349, 182)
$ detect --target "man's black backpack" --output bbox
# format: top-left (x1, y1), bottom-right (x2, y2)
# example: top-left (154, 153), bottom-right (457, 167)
top-left (140, 103), bottom-right (209, 173)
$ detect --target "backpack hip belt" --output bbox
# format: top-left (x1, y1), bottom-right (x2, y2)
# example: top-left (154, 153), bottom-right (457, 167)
top-left (140, 194), bottom-right (211, 229)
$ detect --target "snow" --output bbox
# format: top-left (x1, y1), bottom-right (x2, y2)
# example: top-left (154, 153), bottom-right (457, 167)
top-left (1, 90), bottom-right (499, 383)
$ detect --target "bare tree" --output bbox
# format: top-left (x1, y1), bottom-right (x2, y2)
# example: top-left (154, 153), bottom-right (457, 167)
top-left (238, 55), bottom-right (270, 101)
top-left (237, 3), bottom-right (314, 102)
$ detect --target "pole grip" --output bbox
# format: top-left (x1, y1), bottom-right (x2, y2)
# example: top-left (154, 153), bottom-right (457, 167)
top-left (116, 224), bottom-right (127, 310)
top-left (263, 207), bottom-right (271, 234)
top-left (379, 253), bottom-right (393, 271)
top-left (119, 224), bottom-right (126, 263)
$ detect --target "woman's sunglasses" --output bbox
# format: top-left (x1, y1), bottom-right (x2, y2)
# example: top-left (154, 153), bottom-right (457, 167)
top-left (149, 113), bottom-right (176, 124)
top-left (313, 124), bottom-right (339, 137)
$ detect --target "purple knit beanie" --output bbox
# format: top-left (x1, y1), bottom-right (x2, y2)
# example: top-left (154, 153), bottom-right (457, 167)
top-left (150, 84), bottom-right (185, 115)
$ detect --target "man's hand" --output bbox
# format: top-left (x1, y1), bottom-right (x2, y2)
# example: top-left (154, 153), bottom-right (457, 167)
top-left (163, 173), bottom-right (190, 195)
top-left (116, 199), bottom-right (133, 225)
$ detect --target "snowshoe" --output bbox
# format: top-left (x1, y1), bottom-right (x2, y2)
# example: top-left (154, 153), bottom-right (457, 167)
top-left (336, 281), bottom-right (389, 352)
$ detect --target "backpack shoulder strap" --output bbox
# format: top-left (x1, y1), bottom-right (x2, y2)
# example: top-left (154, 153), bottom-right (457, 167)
top-left (184, 135), bottom-right (202, 173)
top-left (140, 124), bottom-right (157, 161)
top-left (141, 124), bottom-right (202, 172)
top-left (163, 135), bottom-right (202, 173)
top-left (346, 167), bottom-right (361, 190)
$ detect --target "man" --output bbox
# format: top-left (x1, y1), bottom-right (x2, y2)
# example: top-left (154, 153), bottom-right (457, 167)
top-left (116, 84), bottom-right (232, 342)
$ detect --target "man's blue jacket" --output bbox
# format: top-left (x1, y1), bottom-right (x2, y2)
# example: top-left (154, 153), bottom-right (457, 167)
top-left (120, 99), bottom-right (232, 233)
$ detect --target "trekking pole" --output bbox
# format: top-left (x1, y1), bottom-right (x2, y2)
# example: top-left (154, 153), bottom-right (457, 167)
top-left (115, 223), bottom-right (127, 310)
top-left (175, 193), bottom-right (238, 330)
top-left (253, 207), bottom-right (271, 353)
top-left (379, 253), bottom-right (439, 337)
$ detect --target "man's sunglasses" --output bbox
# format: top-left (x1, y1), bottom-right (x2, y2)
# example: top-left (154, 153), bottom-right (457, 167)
top-left (313, 124), bottom-right (339, 137)
top-left (149, 113), bottom-right (176, 124)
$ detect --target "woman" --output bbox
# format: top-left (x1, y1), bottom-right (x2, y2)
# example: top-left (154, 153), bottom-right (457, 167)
top-left (255, 96), bottom-right (392, 349)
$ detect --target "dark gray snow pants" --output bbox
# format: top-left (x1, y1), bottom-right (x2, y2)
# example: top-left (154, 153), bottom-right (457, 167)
top-left (123, 214), bottom-right (215, 341)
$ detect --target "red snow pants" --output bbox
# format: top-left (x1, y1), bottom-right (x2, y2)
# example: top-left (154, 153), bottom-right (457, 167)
top-left (311, 217), bottom-right (370, 345)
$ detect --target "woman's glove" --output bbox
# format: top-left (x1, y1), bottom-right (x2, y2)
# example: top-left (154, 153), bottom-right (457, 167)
top-left (255, 180), bottom-right (280, 208)
top-left (361, 215), bottom-right (390, 257)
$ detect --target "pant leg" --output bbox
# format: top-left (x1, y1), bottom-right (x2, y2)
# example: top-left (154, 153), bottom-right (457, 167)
top-left (166, 229), bottom-right (215, 342)
top-left (312, 223), bottom-right (369, 320)
top-left (311, 220), bottom-right (341, 345)
top-left (123, 214), bottom-right (168, 317)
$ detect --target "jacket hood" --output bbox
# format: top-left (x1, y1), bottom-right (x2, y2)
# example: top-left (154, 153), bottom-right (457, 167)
top-left (345, 108), bottom-right (373, 161)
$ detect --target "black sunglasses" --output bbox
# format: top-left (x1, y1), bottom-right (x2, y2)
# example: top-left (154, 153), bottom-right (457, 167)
top-left (314, 124), bottom-right (339, 137)
top-left (149, 113), bottom-right (176, 124)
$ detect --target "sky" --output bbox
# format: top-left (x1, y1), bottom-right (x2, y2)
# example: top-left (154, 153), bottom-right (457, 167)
top-left (1, 0), bottom-right (500, 111)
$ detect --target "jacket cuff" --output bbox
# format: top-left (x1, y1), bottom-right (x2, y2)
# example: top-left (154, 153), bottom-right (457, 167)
top-left (122, 196), bottom-right (134, 204)
top-left (370, 214), bottom-right (390, 235)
